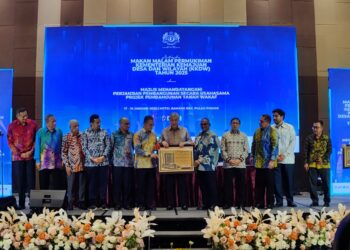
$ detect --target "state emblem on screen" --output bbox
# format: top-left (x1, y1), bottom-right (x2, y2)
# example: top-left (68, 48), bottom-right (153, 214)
top-left (162, 32), bottom-right (180, 46)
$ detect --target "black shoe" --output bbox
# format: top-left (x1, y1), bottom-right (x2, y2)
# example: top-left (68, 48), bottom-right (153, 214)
top-left (124, 206), bottom-right (132, 210)
top-left (16, 205), bottom-right (25, 210)
top-left (275, 203), bottom-right (283, 207)
top-left (181, 205), bottom-right (188, 210)
top-left (288, 203), bottom-right (297, 207)
top-left (256, 204), bottom-right (265, 209)
top-left (236, 206), bottom-right (241, 209)
top-left (88, 205), bottom-right (97, 210)
top-left (67, 204), bottom-right (74, 210)
top-left (78, 202), bottom-right (87, 210)
top-left (166, 206), bottom-right (173, 210)
top-left (100, 204), bottom-right (108, 210)
top-left (323, 203), bottom-right (330, 207)
top-left (222, 205), bottom-right (231, 209)
top-left (309, 202), bottom-right (319, 207)
top-left (267, 204), bottom-right (274, 209)
top-left (147, 207), bottom-right (156, 211)
top-left (114, 205), bottom-right (122, 210)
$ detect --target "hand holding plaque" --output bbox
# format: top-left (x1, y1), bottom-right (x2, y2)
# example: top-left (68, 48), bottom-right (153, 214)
top-left (158, 146), bottom-right (194, 174)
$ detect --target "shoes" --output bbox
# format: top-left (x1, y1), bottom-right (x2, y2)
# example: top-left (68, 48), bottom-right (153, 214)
top-left (114, 205), bottom-right (122, 210)
top-left (323, 203), bottom-right (330, 207)
top-left (267, 204), bottom-right (274, 209)
top-left (16, 205), bottom-right (25, 210)
top-left (123, 206), bottom-right (132, 210)
top-left (67, 203), bottom-right (74, 210)
top-left (139, 206), bottom-right (146, 211)
top-left (166, 206), bottom-right (173, 210)
top-left (236, 206), bottom-right (241, 209)
top-left (309, 202), bottom-right (319, 207)
top-left (100, 204), bottom-right (108, 210)
top-left (78, 202), bottom-right (87, 210)
top-left (222, 205), bottom-right (231, 209)
top-left (147, 207), bottom-right (156, 211)
top-left (274, 203), bottom-right (283, 207)
top-left (181, 205), bottom-right (188, 210)
top-left (288, 203), bottom-right (297, 207)
top-left (88, 205), bottom-right (97, 210)
top-left (256, 204), bottom-right (265, 209)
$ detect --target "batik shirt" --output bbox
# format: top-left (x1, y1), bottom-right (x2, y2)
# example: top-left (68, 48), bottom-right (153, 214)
top-left (34, 127), bottom-right (63, 170)
top-left (61, 132), bottom-right (84, 172)
top-left (194, 130), bottom-right (220, 171)
top-left (304, 133), bottom-right (332, 169)
top-left (160, 126), bottom-right (192, 146)
top-left (110, 129), bottom-right (134, 167)
top-left (133, 128), bottom-right (157, 169)
top-left (221, 130), bottom-right (249, 169)
top-left (82, 128), bottom-right (110, 167)
top-left (7, 119), bottom-right (37, 161)
top-left (251, 126), bottom-right (279, 168)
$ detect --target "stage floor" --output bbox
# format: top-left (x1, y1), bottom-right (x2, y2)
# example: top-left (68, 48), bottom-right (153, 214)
top-left (13, 192), bottom-right (350, 217)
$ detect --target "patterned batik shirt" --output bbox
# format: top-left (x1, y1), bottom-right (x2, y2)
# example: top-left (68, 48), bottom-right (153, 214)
top-left (194, 130), bottom-right (220, 171)
top-left (110, 129), bottom-right (134, 167)
top-left (221, 130), bottom-right (249, 169)
top-left (62, 132), bottom-right (84, 172)
top-left (34, 127), bottom-right (63, 170)
top-left (160, 126), bottom-right (192, 146)
top-left (133, 128), bottom-right (157, 169)
top-left (251, 126), bottom-right (279, 169)
top-left (82, 128), bottom-right (111, 167)
top-left (304, 133), bottom-right (332, 169)
top-left (7, 119), bottom-right (37, 161)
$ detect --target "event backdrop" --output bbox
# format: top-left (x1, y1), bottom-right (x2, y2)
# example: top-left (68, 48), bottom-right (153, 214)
top-left (329, 68), bottom-right (350, 194)
top-left (0, 69), bottom-right (13, 197)
top-left (44, 25), bottom-right (299, 149)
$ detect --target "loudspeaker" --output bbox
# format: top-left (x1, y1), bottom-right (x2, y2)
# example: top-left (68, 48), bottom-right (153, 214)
top-left (0, 196), bottom-right (17, 210)
top-left (30, 190), bottom-right (66, 209)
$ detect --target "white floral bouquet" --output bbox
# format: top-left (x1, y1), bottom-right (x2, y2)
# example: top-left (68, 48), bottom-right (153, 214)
top-left (0, 207), bottom-right (155, 250)
top-left (201, 204), bottom-right (350, 250)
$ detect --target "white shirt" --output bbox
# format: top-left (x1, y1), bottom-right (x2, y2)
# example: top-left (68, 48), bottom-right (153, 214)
top-left (272, 122), bottom-right (296, 164)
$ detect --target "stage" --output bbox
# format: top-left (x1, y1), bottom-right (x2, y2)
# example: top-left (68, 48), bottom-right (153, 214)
top-left (11, 192), bottom-right (350, 249)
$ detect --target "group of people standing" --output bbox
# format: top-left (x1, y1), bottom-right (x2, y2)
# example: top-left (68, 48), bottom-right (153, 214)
top-left (7, 107), bottom-right (332, 211)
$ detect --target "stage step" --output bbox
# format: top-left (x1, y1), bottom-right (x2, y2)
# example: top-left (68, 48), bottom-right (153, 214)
top-left (150, 216), bottom-right (210, 249)
top-left (151, 248), bottom-right (210, 250)
top-left (155, 230), bottom-right (202, 236)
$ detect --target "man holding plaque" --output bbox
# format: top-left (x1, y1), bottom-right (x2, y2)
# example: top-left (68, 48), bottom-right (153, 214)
top-left (134, 115), bottom-right (158, 211)
top-left (160, 112), bottom-right (194, 210)
top-left (194, 118), bottom-right (220, 210)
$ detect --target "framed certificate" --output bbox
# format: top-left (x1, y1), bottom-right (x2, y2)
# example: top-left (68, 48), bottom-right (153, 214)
top-left (159, 146), bottom-right (194, 174)
top-left (343, 145), bottom-right (350, 168)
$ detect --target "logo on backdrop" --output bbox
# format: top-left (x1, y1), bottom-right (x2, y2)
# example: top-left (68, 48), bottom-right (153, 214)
top-left (162, 32), bottom-right (180, 47)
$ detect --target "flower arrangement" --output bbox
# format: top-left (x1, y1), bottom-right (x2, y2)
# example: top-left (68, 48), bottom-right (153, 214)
top-left (0, 207), bottom-right (155, 250)
top-left (202, 204), bottom-right (350, 250)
